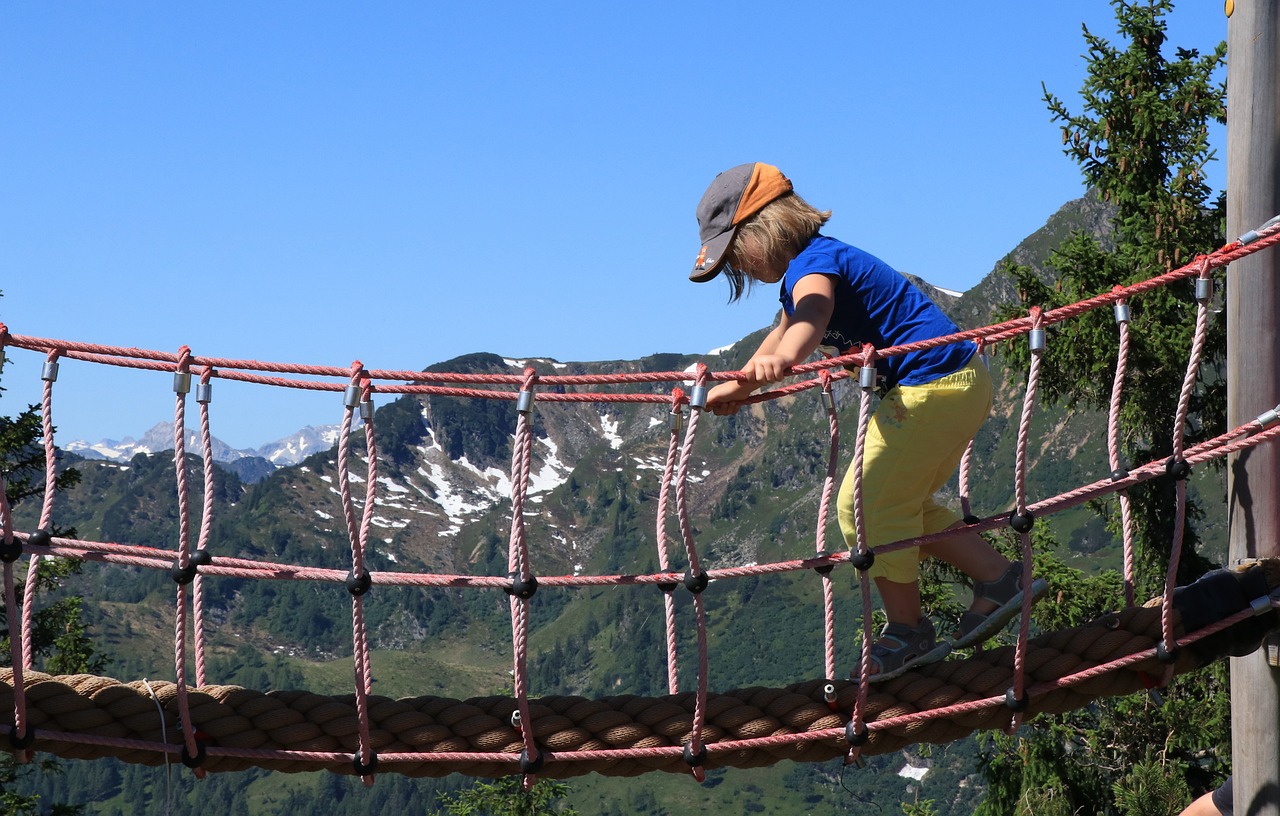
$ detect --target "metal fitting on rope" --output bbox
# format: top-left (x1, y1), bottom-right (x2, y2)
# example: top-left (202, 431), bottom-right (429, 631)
top-left (1009, 511), bottom-right (1035, 534)
top-left (196, 381), bottom-right (213, 404)
top-left (683, 568), bottom-right (709, 594)
top-left (41, 360), bottom-right (59, 382)
top-left (858, 366), bottom-right (877, 390)
top-left (181, 738), bottom-right (208, 770)
top-left (352, 748), bottom-right (378, 777)
top-left (850, 550), bottom-right (875, 571)
top-left (1114, 302), bottom-right (1130, 325)
top-left (505, 571), bottom-right (538, 599)
top-left (173, 371), bottom-right (192, 395)
top-left (1004, 688), bottom-right (1030, 712)
top-left (510, 710), bottom-right (522, 728)
top-left (1238, 215), bottom-right (1280, 245)
top-left (689, 384), bottom-right (709, 411)
top-left (26, 528), bottom-right (52, 549)
top-left (1028, 328), bottom-right (1046, 354)
top-left (520, 747), bottom-right (545, 774)
top-left (516, 390), bottom-right (535, 414)
top-left (1256, 405), bottom-right (1280, 429)
top-left (1251, 594), bottom-right (1275, 617)
top-left (8, 726), bottom-right (35, 751)
top-left (821, 388), bottom-right (836, 412)
top-left (669, 407), bottom-right (683, 433)
top-left (823, 682), bottom-right (838, 709)
top-left (1195, 277), bottom-right (1214, 304)
top-left (1165, 457), bottom-right (1191, 481)
top-left (170, 549), bottom-right (213, 585)
top-left (360, 399), bottom-right (374, 422)
top-left (844, 721), bottom-right (870, 747)
top-left (343, 385), bottom-right (362, 408)
top-left (682, 742), bottom-right (708, 768)
top-left (345, 569), bottom-right (373, 596)
top-left (1156, 639), bottom-right (1180, 664)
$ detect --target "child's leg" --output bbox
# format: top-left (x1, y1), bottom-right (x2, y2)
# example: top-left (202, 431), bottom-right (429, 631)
top-left (874, 577), bottom-right (923, 626)
top-left (920, 522), bottom-right (1009, 616)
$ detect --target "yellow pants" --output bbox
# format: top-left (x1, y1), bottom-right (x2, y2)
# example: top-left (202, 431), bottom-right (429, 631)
top-left (836, 356), bottom-right (993, 583)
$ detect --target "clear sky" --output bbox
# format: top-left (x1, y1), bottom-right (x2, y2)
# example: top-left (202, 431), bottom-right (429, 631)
top-left (0, 1), bottom-right (1228, 450)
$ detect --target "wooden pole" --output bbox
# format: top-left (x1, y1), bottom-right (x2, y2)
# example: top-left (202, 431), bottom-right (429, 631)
top-left (1227, 1), bottom-right (1280, 814)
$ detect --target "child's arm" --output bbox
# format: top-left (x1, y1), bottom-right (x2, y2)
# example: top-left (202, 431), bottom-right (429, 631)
top-left (705, 274), bottom-right (835, 414)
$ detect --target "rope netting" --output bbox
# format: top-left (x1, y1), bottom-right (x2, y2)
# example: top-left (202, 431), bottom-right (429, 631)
top-left (3, 217), bottom-right (1280, 785)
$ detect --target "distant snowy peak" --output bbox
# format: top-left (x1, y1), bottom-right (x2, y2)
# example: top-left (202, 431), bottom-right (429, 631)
top-left (65, 422), bottom-right (343, 468)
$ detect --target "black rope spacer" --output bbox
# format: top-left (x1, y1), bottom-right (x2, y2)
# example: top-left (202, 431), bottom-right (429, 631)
top-left (683, 568), bottom-right (709, 594)
top-left (1165, 457), bottom-right (1191, 481)
top-left (1009, 511), bottom-right (1035, 534)
top-left (1110, 468), bottom-right (1130, 482)
top-left (345, 569), bottom-right (373, 596)
top-left (181, 737), bottom-right (207, 769)
top-left (352, 747), bottom-right (378, 776)
top-left (505, 572), bottom-right (539, 599)
top-left (7, 725), bottom-right (35, 750)
top-left (813, 553), bottom-right (835, 575)
top-left (682, 742), bottom-right (708, 768)
top-left (1156, 639), bottom-right (1180, 664)
top-left (26, 528), bottom-right (52, 549)
top-left (850, 550), bottom-right (875, 572)
top-left (844, 721), bottom-right (870, 747)
top-left (657, 581), bottom-right (679, 593)
top-left (0, 539), bottom-right (22, 564)
top-left (963, 514), bottom-right (981, 526)
top-left (519, 747), bottom-right (544, 774)
top-left (170, 549), bottom-right (212, 585)
top-left (1004, 688), bottom-right (1030, 712)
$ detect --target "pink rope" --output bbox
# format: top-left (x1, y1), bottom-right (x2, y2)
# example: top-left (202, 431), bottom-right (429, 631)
top-left (21, 349), bottom-right (62, 672)
top-left (1106, 293), bottom-right (1138, 608)
top-left (654, 389), bottom-right (686, 694)
top-left (192, 367), bottom-right (216, 686)
top-left (168, 346), bottom-right (203, 771)
top-left (506, 367), bottom-right (540, 779)
top-left (814, 369), bottom-right (840, 681)
top-left (847, 346), bottom-right (879, 759)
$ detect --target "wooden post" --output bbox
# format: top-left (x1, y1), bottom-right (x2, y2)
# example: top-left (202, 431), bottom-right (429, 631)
top-left (1227, 2), bottom-right (1280, 814)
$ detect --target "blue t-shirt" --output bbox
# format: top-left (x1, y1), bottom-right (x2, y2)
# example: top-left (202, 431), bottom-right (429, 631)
top-left (779, 234), bottom-right (974, 388)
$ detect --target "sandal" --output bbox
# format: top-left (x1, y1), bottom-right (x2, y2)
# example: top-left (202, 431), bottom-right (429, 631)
top-left (951, 561), bottom-right (1049, 648)
top-left (855, 617), bottom-right (951, 682)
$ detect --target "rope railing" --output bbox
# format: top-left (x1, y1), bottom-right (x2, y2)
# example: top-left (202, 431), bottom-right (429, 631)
top-left (1, 215), bottom-right (1280, 784)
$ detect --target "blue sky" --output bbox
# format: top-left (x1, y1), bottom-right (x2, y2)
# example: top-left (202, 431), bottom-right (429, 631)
top-left (0, 1), bottom-right (1228, 450)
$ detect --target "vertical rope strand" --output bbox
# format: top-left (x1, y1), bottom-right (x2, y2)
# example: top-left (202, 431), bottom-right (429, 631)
top-left (192, 368), bottom-right (216, 687)
top-left (654, 388), bottom-right (685, 695)
top-left (673, 364), bottom-right (709, 779)
top-left (1107, 293), bottom-right (1138, 608)
top-left (22, 350), bottom-right (62, 672)
top-left (506, 367), bottom-right (539, 779)
top-left (848, 346), bottom-right (879, 759)
top-left (814, 370), bottom-right (841, 681)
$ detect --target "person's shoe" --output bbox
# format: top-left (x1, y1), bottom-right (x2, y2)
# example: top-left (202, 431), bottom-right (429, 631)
top-left (853, 618), bottom-right (951, 683)
top-left (951, 561), bottom-right (1049, 649)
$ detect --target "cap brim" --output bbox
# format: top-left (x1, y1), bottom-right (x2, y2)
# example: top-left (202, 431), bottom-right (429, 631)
top-left (688, 227), bottom-right (736, 283)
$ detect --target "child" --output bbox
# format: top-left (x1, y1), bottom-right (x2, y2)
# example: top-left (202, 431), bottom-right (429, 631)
top-left (689, 162), bottom-right (1046, 680)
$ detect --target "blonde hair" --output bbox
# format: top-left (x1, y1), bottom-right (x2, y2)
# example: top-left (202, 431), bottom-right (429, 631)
top-left (724, 192), bottom-right (832, 301)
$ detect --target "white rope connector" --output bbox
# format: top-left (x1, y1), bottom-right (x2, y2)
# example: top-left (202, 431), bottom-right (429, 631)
top-left (516, 390), bottom-right (535, 414)
top-left (41, 360), bottom-right (59, 382)
top-left (360, 399), bottom-right (374, 422)
top-left (343, 385), bottom-right (362, 408)
top-left (1256, 405), bottom-right (1280, 429)
top-left (172, 371), bottom-right (192, 395)
top-left (1114, 303), bottom-right (1130, 325)
top-left (196, 382), bottom-right (213, 405)
top-left (669, 406), bottom-right (683, 433)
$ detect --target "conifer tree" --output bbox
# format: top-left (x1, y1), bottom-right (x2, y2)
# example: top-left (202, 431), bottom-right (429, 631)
top-left (980, 2), bottom-right (1230, 814)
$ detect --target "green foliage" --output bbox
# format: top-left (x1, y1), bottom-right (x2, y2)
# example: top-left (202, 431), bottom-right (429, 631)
top-left (436, 777), bottom-right (577, 816)
top-left (997, 0), bottom-right (1226, 585)
top-left (1113, 755), bottom-right (1195, 816)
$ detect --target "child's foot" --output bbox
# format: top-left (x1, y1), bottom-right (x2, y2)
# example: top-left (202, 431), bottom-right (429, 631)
top-left (951, 561), bottom-right (1049, 649)
top-left (853, 618), bottom-right (951, 683)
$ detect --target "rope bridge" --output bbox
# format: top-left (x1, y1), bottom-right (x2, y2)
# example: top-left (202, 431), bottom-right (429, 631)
top-left (3, 217), bottom-right (1280, 785)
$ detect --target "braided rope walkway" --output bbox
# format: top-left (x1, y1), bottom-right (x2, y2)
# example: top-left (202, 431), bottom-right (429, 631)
top-left (1, 217), bottom-right (1280, 784)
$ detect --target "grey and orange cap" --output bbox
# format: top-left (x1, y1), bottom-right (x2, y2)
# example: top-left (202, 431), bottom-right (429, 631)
top-left (689, 162), bottom-right (793, 283)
